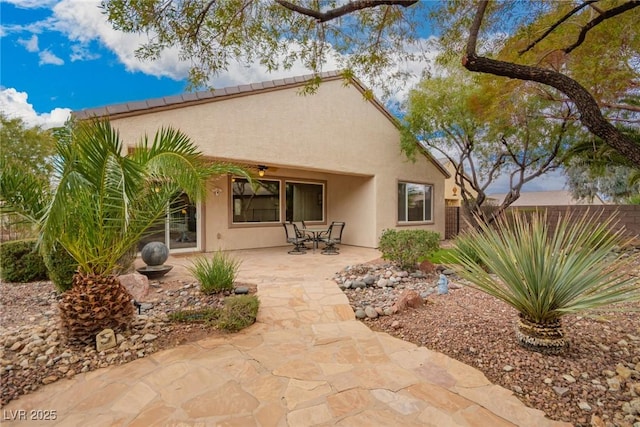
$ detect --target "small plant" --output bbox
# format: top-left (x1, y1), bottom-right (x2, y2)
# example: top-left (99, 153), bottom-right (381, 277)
top-left (217, 295), bottom-right (260, 332)
top-left (425, 248), bottom-right (456, 265)
top-left (0, 240), bottom-right (48, 283)
top-left (451, 211), bottom-right (640, 354)
top-left (167, 295), bottom-right (259, 333)
top-left (168, 308), bottom-right (221, 323)
top-left (378, 229), bottom-right (440, 270)
top-left (188, 251), bottom-right (242, 294)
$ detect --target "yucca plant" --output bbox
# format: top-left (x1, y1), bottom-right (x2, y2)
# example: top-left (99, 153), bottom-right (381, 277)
top-left (188, 251), bottom-right (242, 294)
top-left (451, 210), bottom-right (639, 354)
top-left (28, 119), bottom-right (251, 344)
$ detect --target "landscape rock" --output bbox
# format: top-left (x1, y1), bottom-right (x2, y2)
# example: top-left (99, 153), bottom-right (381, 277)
top-left (393, 290), bottom-right (424, 312)
top-left (364, 306), bottom-right (378, 319)
top-left (119, 273), bottom-right (150, 301)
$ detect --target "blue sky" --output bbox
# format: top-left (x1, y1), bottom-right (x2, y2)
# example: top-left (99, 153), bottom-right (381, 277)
top-left (2, 0), bottom-right (436, 128)
top-left (0, 0), bottom-right (566, 193)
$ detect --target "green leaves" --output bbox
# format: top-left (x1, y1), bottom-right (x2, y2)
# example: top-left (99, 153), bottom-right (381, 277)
top-left (451, 211), bottom-right (639, 323)
top-left (101, 0), bottom-right (429, 97)
top-left (188, 251), bottom-right (242, 294)
top-left (40, 119), bottom-right (249, 276)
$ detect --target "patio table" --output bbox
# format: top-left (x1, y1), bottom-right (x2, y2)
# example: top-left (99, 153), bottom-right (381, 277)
top-left (302, 226), bottom-right (329, 252)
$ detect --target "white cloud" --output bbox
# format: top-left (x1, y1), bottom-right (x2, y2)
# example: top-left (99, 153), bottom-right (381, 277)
top-left (39, 49), bottom-right (64, 65)
top-left (17, 34), bottom-right (39, 52)
top-left (70, 43), bottom-right (100, 62)
top-left (46, 0), bottom-right (435, 103)
top-left (0, 88), bottom-right (70, 129)
top-left (3, 0), bottom-right (57, 8)
top-left (50, 0), bottom-right (190, 79)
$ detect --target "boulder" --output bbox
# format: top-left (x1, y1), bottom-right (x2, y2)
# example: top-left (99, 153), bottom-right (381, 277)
top-left (419, 260), bottom-right (436, 274)
top-left (119, 273), bottom-right (150, 301)
top-left (393, 290), bottom-right (424, 312)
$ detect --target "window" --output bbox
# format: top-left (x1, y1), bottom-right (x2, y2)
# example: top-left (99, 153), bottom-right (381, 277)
top-left (398, 182), bottom-right (433, 222)
top-left (285, 181), bottom-right (324, 222)
top-left (232, 178), bottom-right (280, 223)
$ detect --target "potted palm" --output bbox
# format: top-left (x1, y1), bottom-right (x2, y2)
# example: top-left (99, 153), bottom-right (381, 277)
top-left (451, 210), bottom-right (639, 354)
top-left (26, 118), bottom-right (250, 344)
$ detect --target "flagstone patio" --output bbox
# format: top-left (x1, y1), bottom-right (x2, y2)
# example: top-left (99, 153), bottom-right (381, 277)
top-left (2, 246), bottom-right (570, 426)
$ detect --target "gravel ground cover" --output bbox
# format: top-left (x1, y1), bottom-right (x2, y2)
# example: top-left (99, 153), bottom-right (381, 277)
top-left (336, 261), bottom-right (640, 427)
top-left (0, 278), bottom-right (255, 406)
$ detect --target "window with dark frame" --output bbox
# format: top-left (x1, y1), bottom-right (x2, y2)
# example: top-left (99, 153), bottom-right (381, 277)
top-left (231, 178), bottom-right (280, 223)
top-left (398, 182), bottom-right (433, 222)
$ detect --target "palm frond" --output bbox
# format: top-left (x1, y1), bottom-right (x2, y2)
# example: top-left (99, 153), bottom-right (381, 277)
top-left (0, 158), bottom-right (51, 226)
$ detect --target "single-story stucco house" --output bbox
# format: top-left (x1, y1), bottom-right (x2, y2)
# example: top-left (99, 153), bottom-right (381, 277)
top-left (74, 71), bottom-right (449, 254)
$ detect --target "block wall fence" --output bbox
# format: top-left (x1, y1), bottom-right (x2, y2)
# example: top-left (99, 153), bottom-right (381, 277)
top-left (458, 205), bottom-right (640, 240)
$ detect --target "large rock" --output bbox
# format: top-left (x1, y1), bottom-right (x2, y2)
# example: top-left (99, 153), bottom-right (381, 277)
top-left (119, 273), bottom-right (150, 301)
top-left (393, 290), bottom-right (424, 312)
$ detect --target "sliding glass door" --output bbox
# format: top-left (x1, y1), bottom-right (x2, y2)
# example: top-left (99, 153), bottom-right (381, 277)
top-left (138, 192), bottom-right (199, 252)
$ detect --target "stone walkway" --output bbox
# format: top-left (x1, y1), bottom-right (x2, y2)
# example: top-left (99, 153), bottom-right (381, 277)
top-left (2, 246), bottom-right (570, 426)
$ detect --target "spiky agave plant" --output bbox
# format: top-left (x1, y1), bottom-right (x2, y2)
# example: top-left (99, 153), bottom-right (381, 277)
top-left (40, 119), bottom-right (249, 344)
top-left (451, 210), bottom-right (639, 354)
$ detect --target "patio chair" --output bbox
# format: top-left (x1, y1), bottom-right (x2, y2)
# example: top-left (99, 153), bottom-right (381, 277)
top-left (293, 221), bottom-right (313, 248)
top-left (290, 221), bottom-right (314, 249)
top-left (283, 222), bottom-right (308, 255)
top-left (319, 221), bottom-right (345, 255)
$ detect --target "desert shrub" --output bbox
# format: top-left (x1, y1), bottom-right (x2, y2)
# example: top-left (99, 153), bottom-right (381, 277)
top-left (450, 232), bottom-right (486, 269)
top-left (43, 244), bottom-right (77, 293)
top-left (0, 239), bottom-right (48, 283)
top-left (217, 295), bottom-right (260, 332)
top-left (187, 251), bottom-right (242, 294)
top-left (451, 211), bottom-right (640, 354)
top-left (378, 229), bottom-right (440, 270)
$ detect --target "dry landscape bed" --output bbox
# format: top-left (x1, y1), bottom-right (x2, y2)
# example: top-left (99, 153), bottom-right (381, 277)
top-left (1, 263), bottom-right (639, 427)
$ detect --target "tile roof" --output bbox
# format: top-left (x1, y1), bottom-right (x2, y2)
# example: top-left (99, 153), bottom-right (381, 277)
top-left (73, 70), bottom-right (343, 120)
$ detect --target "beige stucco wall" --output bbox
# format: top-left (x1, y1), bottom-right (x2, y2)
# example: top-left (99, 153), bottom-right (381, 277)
top-left (108, 78), bottom-right (445, 251)
top-left (442, 160), bottom-right (478, 207)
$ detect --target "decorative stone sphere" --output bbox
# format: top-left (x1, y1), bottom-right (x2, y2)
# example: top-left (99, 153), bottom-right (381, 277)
top-left (141, 241), bottom-right (169, 266)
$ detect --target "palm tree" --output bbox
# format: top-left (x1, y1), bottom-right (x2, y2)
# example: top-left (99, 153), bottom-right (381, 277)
top-left (451, 211), bottom-right (639, 354)
top-left (23, 118), bottom-right (250, 344)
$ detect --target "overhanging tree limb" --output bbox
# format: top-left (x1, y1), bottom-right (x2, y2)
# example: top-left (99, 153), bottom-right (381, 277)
top-left (274, 0), bottom-right (418, 23)
top-left (563, 0), bottom-right (640, 54)
top-left (518, 0), bottom-right (597, 55)
top-left (463, 0), bottom-right (640, 168)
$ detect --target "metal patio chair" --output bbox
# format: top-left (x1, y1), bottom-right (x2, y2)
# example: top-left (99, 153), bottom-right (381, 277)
top-left (319, 221), bottom-right (345, 255)
top-left (283, 222), bottom-right (308, 254)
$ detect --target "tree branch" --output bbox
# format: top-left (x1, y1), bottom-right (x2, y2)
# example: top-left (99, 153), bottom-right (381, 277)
top-left (564, 1), bottom-right (640, 54)
top-left (274, 0), bottom-right (418, 23)
top-left (462, 55), bottom-right (640, 167)
top-left (518, 1), bottom-right (597, 55)
top-left (190, 0), bottom-right (217, 42)
top-left (465, 0), bottom-right (488, 58)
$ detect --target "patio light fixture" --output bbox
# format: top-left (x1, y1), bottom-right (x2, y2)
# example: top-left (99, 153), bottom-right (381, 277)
top-left (258, 165), bottom-right (268, 177)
